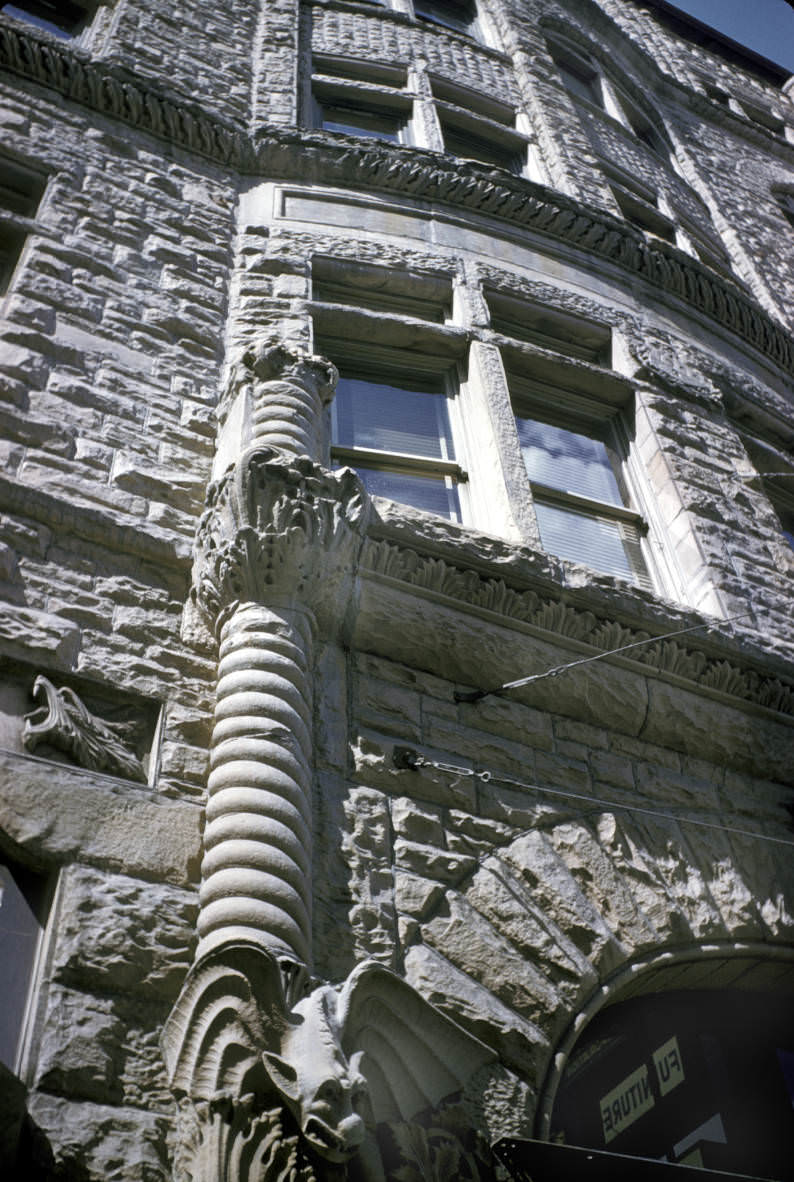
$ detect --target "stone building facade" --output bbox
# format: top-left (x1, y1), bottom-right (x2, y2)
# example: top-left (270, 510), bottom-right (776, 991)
top-left (1, 0), bottom-right (793, 1177)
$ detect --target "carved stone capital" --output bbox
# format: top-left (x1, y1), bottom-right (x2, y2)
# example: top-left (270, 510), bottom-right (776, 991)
top-left (240, 341), bottom-right (338, 405)
top-left (192, 450), bottom-right (367, 632)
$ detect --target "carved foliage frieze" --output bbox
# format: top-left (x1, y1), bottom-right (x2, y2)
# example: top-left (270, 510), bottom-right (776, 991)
top-left (192, 451), bottom-right (367, 627)
top-left (363, 538), bottom-right (794, 718)
top-left (2, 22), bottom-right (792, 378)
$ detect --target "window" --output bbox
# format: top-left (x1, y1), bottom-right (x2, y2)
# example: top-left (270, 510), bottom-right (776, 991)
top-left (740, 99), bottom-right (786, 138)
top-left (311, 59), bottom-right (412, 145)
top-left (775, 190), bottom-right (794, 230)
top-left (485, 289), bottom-right (612, 365)
top-left (429, 77), bottom-right (527, 175)
top-left (605, 167), bottom-right (677, 243)
top-left (616, 89), bottom-right (670, 161)
top-left (318, 102), bottom-right (407, 142)
top-left (0, 855), bottom-right (50, 1072)
top-left (549, 40), bottom-right (605, 109)
top-left (330, 365), bottom-right (466, 521)
top-left (0, 156), bottom-right (47, 293)
top-left (440, 116), bottom-right (523, 173)
top-left (312, 257), bottom-right (452, 323)
top-left (1, 0), bottom-right (94, 38)
top-left (509, 373), bottom-right (652, 588)
top-left (414, 0), bottom-right (480, 38)
top-left (549, 36), bottom-right (671, 161)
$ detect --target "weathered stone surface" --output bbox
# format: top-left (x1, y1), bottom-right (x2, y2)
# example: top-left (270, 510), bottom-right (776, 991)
top-left (394, 871), bottom-right (445, 920)
top-left (25, 1092), bottom-right (170, 1181)
top-left (391, 795), bottom-right (444, 846)
top-left (0, 749), bottom-right (202, 885)
top-left (35, 984), bottom-right (173, 1113)
top-left (341, 785), bottom-right (397, 966)
top-left (52, 865), bottom-right (198, 1002)
top-left (404, 944), bottom-right (550, 1085)
top-left (394, 837), bottom-right (477, 884)
top-left (35, 987), bottom-right (124, 1106)
top-left (0, 604), bottom-right (80, 666)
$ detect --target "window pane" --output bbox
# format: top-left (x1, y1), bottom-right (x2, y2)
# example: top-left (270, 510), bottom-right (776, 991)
top-left (0, 861), bottom-right (46, 1070)
top-left (517, 418), bottom-right (623, 505)
top-left (354, 466), bottom-right (461, 520)
top-left (1, 1), bottom-right (84, 37)
top-left (535, 501), bottom-right (643, 583)
top-left (442, 125), bottom-right (521, 173)
top-left (320, 106), bottom-right (402, 142)
top-left (415, 0), bottom-right (476, 35)
top-left (335, 377), bottom-right (455, 460)
top-left (558, 62), bottom-right (602, 107)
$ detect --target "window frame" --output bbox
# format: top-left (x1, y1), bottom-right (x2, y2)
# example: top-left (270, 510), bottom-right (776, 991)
top-left (1, 0), bottom-right (98, 39)
top-left (0, 155), bottom-right (48, 296)
top-left (506, 366), bottom-right (656, 592)
top-left (0, 852), bottom-right (55, 1079)
top-left (310, 59), bottom-right (414, 145)
top-left (318, 337), bottom-right (470, 524)
top-left (413, 0), bottom-right (481, 40)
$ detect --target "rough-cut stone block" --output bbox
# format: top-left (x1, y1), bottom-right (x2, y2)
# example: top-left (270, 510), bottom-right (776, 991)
top-left (0, 604), bottom-right (80, 665)
top-left (25, 1092), bottom-right (170, 1181)
top-left (391, 795), bottom-right (444, 845)
top-left (52, 865), bottom-right (198, 1001)
top-left (394, 838), bottom-right (477, 884)
top-left (394, 871), bottom-right (445, 920)
top-left (35, 987), bottom-right (124, 1106)
top-left (351, 732), bottom-right (477, 810)
top-left (404, 944), bottom-right (550, 1085)
top-left (0, 750), bottom-right (203, 885)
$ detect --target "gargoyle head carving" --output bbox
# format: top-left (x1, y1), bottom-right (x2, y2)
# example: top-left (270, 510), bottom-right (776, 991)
top-left (263, 1039), bottom-right (368, 1163)
top-left (162, 943), bottom-right (496, 1170)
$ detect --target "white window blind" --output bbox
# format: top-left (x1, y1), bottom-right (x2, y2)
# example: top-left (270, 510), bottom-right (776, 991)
top-left (332, 373), bottom-right (464, 521)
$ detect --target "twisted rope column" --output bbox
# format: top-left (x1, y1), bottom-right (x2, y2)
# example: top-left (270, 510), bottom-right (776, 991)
top-left (189, 446), bottom-right (365, 970)
top-left (198, 602), bottom-right (315, 964)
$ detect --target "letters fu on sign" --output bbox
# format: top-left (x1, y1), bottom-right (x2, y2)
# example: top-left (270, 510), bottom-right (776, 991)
top-left (600, 1036), bottom-right (685, 1144)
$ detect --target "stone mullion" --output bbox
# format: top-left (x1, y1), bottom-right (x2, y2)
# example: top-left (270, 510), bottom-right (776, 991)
top-left (197, 601), bottom-right (316, 967)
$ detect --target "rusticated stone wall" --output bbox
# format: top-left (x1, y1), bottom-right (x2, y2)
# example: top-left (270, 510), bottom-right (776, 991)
top-left (0, 0), bottom-right (792, 1178)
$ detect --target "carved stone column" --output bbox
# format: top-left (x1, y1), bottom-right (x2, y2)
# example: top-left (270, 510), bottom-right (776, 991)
top-left (214, 343), bottom-right (338, 477)
top-left (191, 448), bottom-right (366, 966)
top-left (164, 343), bottom-right (496, 1181)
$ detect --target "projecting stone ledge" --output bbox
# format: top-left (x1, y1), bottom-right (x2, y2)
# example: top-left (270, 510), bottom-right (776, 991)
top-left (0, 749), bottom-right (203, 887)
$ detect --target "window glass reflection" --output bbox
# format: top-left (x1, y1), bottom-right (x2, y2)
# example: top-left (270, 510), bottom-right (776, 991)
top-left (517, 418), bottom-right (623, 505)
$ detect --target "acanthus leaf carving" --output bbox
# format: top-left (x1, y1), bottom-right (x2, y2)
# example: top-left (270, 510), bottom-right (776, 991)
top-left (22, 674), bottom-right (147, 783)
top-left (359, 539), bottom-right (794, 717)
top-left (192, 451), bottom-right (367, 630)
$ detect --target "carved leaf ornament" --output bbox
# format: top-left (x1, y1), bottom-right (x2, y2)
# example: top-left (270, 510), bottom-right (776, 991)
top-left (192, 451), bottom-right (366, 628)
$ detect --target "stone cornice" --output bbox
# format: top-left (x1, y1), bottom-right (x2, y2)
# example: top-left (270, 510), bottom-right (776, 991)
top-left (0, 19), bottom-right (252, 166)
top-left (360, 533), bottom-right (794, 722)
top-left (2, 20), bottom-right (793, 377)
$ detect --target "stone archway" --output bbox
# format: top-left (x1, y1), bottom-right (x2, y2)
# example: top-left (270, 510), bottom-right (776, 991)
top-left (534, 944), bottom-right (794, 1175)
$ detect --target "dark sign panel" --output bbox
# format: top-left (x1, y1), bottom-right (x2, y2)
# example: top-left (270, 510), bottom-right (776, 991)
top-left (549, 990), bottom-right (794, 1178)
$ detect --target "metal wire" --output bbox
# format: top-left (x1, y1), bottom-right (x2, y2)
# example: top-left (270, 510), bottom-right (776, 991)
top-left (453, 613), bottom-right (752, 704)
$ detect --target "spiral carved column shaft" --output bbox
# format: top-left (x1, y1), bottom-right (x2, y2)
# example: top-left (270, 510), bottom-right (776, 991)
top-left (244, 343), bottom-right (337, 461)
top-left (198, 601), bottom-right (315, 965)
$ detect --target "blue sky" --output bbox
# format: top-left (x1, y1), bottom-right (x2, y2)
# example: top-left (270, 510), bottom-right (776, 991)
top-left (664, 0), bottom-right (794, 72)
